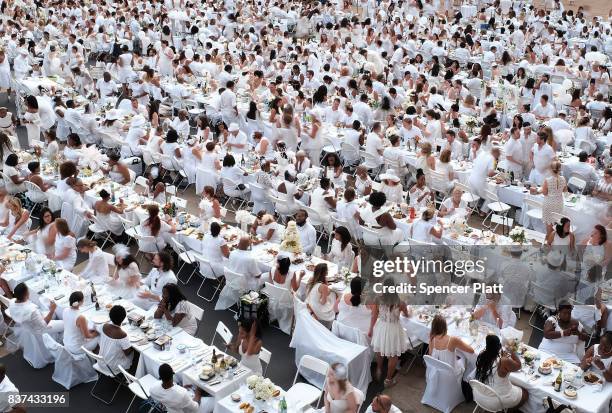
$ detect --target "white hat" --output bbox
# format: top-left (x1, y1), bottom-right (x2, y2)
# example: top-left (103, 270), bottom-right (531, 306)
top-left (546, 250), bottom-right (564, 268)
top-left (380, 170), bottom-right (400, 182)
top-left (184, 48), bottom-right (194, 59)
top-left (228, 123), bottom-right (240, 132)
top-left (105, 109), bottom-right (120, 121)
top-left (131, 115), bottom-right (146, 128)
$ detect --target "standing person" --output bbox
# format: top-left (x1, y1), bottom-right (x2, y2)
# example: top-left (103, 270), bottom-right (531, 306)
top-left (51, 218), bottom-right (77, 271)
top-left (368, 278), bottom-right (409, 387)
top-left (230, 319), bottom-right (263, 375)
top-left (475, 335), bottom-right (528, 410)
top-left (541, 161), bottom-right (566, 234)
top-left (62, 291), bottom-right (99, 354)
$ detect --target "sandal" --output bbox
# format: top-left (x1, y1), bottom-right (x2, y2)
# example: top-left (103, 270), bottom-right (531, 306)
top-left (384, 378), bottom-right (398, 388)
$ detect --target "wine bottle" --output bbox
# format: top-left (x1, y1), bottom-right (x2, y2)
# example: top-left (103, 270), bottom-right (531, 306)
top-left (554, 370), bottom-right (562, 392)
top-left (279, 397), bottom-right (287, 413)
top-left (211, 349), bottom-right (217, 364)
top-left (90, 282), bottom-right (100, 311)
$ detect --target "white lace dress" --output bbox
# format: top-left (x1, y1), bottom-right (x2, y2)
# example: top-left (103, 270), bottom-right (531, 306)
top-left (371, 305), bottom-right (408, 357)
top-left (541, 175), bottom-right (565, 225)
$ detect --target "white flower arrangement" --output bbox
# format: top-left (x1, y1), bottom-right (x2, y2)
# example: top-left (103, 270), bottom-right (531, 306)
top-left (246, 375), bottom-right (277, 401)
top-left (463, 116), bottom-right (478, 129)
top-left (509, 227), bottom-right (526, 244)
top-left (235, 210), bottom-right (256, 226)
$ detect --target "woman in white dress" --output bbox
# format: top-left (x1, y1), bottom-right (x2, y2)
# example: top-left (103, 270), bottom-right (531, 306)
top-left (300, 110), bottom-right (323, 167)
top-left (199, 222), bottom-right (230, 278)
top-left (438, 186), bottom-right (468, 218)
top-left (22, 96), bottom-right (42, 146)
top-left (410, 208), bottom-right (442, 243)
top-left (539, 303), bottom-right (589, 363)
top-left (580, 332), bottom-right (612, 382)
top-left (200, 141), bottom-right (221, 171)
top-left (428, 315), bottom-right (474, 379)
top-left (93, 189), bottom-right (126, 236)
top-left (253, 131), bottom-right (275, 161)
top-left (63, 133), bottom-right (84, 164)
top-left (111, 244), bottom-right (141, 299)
top-left (326, 226), bottom-right (355, 270)
top-left (436, 149), bottom-right (456, 190)
top-left (545, 217), bottom-right (575, 254)
top-left (335, 277), bottom-right (374, 335)
top-left (310, 177), bottom-right (336, 222)
top-left (9, 282), bottom-right (63, 335)
top-left (181, 138), bottom-right (203, 184)
top-left (77, 239), bottom-right (110, 284)
top-left (139, 204), bottom-right (176, 253)
top-left (2, 197), bottom-right (31, 241)
top-left (408, 169), bottom-right (434, 209)
top-left (368, 279), bottom-right (409, 387)
top-left (154, 283), bottom-right (198, 335)
top-left (268, 255), bottom-right (302, 292)
top-left (541, 161), bottom-right (566, 233)
top-left (198, 186), bottom-right (223, 222)
top-left (306, 263), bottom-right (337, 329)
top-left (98, 305), bottom-right (133, 372)
top-left (156, 40), bottom-right (175, 77)
top-left (230, 319), bottom-right (263, 375)
top-left (574, 117), bottom-right (597, 155)
top-left (0, 51), bottom-right (11, 95)
top-left (252, 213), bottom-right (283, 244)
top-left (323, 363), bottom-right (363, 413)
top-left (63, 291), bottom-right (100, 354)
top-left (379, 172), bottom-right (404, 204)
top-left (51, 218), bottom-right (76, 271)
top-left (581, 225), bottom-right (611, 277)
top-left (28, 207), bottom-right (56, 257)
top-left (475, 335), bottom-right (528, 409)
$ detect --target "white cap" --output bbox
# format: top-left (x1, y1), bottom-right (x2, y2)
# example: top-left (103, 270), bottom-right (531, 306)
top-left (228, 123), bottom-right (240, 132)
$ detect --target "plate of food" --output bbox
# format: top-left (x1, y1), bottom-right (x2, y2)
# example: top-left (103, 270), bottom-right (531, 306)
top-left (563, 387), bottom-right (577, 399)
top-left (538, 360), bottom-right (553, 375)
top-left (583, 372), bottom-right (603, 385)
top-left (544, 357), bottom-right (563, 370)
top-left (90, 313), bottom-right (110, 324)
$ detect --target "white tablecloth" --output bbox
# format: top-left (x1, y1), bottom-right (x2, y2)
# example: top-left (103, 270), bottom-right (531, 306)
top-left (289, 309), bottom-right (372, 395)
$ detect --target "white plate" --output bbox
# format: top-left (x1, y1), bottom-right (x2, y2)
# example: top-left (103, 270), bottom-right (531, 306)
top-left (90, 313), bottom-right (110, 324)
top-left (187, 340), bottom-right (202, 349)
top-left (129, 333), bottom-right (144, 342)
top-left (158, 353), bottom-right (173, 361)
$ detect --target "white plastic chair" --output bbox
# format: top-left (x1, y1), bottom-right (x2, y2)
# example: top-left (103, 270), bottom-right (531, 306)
top-left (469, 379), bottom-right (508, 412)
top-left (483, 189), bottom-right (511, 231)
top-left (210, 321), bottom-right (233, 349)
top-left (259, 347), bottom-right (272, 377)
top-left (88, 215), bottom-right (116, 249)
top-left (169, 238), bottom-right (197, 282)
top-left (191, 252), bottom-right (223, 302)
top-left (524, 198), bottom-right (543, 221)
top-left (118, 365), bottom-right (160, 413)
top-left (24, 180), bottom-right (48, 217)
top-left (285, 355), bottom-right (329, 409)
top-left (42, 334), bottom-right (98, 389)
top-left (421, 355), bottom-right (465, 413)
top-left (567, 176), bottom-right (587, 195)
top-left (81, 346), bottom-right (125, 405)
top-left (215, 267), bottom-right (246, 312)
top-left (455, 182), bottom-right (480, 216)
top-left (14, 325), bottom-right (54, 369)
top-left (264, 282), bottom-right (293, 335)
top-left (249, 181), bottom-right (274, 214)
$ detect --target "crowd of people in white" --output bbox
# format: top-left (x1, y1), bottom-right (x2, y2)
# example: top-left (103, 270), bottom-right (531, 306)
top-left (0, 0), bottom-right (609, 411)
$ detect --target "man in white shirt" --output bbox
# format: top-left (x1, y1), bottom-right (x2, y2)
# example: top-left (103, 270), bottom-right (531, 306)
top-left (532, 94), bottom-right (555, 121)
top-left (548, 111), bottom-right (571, 133)
top-left (324, 98), bottom-right (345, 125)
top-left (563, 151), bottom-right (600, 191)
top-left (150, 364), bottom-right (213, 413)
top-left (503, 127), bottom-right (525, 179)
top-left (443, 130), bottom-right (464, 161)
top-left (353, 94), bottom-right (373, 128)
top-left (219, 80), bottom-right (238, 125)
top-left (295, 210), bottom-right (317, 255)
top-left (335, 188), bottom-right (360, 238)
top-left (225, 123), bottom-right (248, 154)
top-left (399, 117), bottom-right (422, 149)
top-left (364, 122), bottom-right (384, 170)
top-left (469, 146), bottom-right (500, 201)
top-left (530, 131), bottom-right (556, 185)
top-left (96, 72), bottom-right (118, 103)
top-left (168, 110), bottom-right (191, 138)
top-left (227, 237), bottom-right (263, 290)
top-left (135, 252), bottom-right (177, 310)
top-left (342, 120), bottom-right (363, 165)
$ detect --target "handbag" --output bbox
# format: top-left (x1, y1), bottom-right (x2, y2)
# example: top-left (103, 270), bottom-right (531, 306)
top-left (544, 396), bottom-right (575, 413)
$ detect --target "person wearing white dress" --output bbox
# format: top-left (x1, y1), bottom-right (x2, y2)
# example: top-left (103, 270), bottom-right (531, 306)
top-left (111, 245), bottom-right (142, 299)
top-left (0, 365), bottom-right (23, 413)
top-left (28, 207), bottom-right (56, 257)
top-left (77, 239), bottom-right (110, 284)
top-left (139, 204), bottom-right (176, 253)
top-left (220, 154), bottom-right (250, 199)
top-left (326, 226), bottom-right (355, 270)
top-left (473, 292), bottom-right (517, 328)
top-left (9, 282), bottom-right (64, 335)
top-left (98, 305), bottom-right (134, 373)
top-left (438, 187), bottom-right (468, 218)
top-left (93, 189), bottom-right (127, 236)
top-left (1, 197), bottom-right (30, 241)
top-left (154, 283), bottom-right (198, 336)
top-left (410, 209), bottom-right (442, 244)
top-left (580, 333), bottom-right (612, 382)
top-left (251, 213), bottom-right (283, 244)
top-left (200, 222), bottom-right (230, 278)
top-left (408, 169), bottom-right (434, 209)
top-left (368, 282), bottom-right (409, 387)
top-left (429, 315), bottom-right (474, 380)
top-left (323, 363), bottom-right (363, 413)
top-left (230, 319), bottom-right (263, 375)
top-left (150, 364), bottom-right (212, 413)
top-left (539, 303), bottom-right (589, 363)
top-left (306, 263), bottom-right (337, 329)
top-left (62, 291), bottom-right (100, 354)
top-left (135, 252), bottom-right (177, 310)
top-left (51, 218), bottom-right (77, 271)
top-left (379, 171), bottom-right (404, 204)
top-left (475, 335), bottom-right (528, 409)
top-left (335, 277), bottom-right (373, 335)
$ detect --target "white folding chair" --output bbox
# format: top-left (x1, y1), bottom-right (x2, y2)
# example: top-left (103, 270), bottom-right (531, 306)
top-left (483, 189), bottom-right (511, 231)
top-left (191, 252), bottom-right (223, 302)
top-left (210, 321), bottom-right (233, 350)
top-left (133, 176), bottom-right (149, 195)
top-left (455, 182), bottom-right (480, 216)
top-left (567, 175), bottom-right (587, 195)
top-left (0, 295), bottom-right (17, 347)
top-left (215, 267), bottom-right (246, 313)
top-left (118, 365), bottom-right (160, 413)
top-left (186, 301), bottom-right (204, 335)
top-left (285, 355), bottom-right (329, 409)
top-left (259, 347), bottom-right (272, 377)
top-left (42, 334), bottom-right (98, 390)
top-left (169, 238), bottom-right (197, 283)
top-left (88, 215), bottom-right (116, 250)
top-left (469, 379), bottom-right (508, 413)
top-left (524, 198), bottom-right (543, 221)
top-left (24, 181), bottom-right (48, 218)
top-left (81, 346), bottom-right (125, 405)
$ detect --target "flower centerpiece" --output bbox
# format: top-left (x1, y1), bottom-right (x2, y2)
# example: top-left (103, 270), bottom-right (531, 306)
top-left (162, 202), bottom-right (177, 218)
top-left (280, 221), bottom-right (302, 254)
top-left (464, 116), bottom-right (478, 134)
top-left (246, 375), bottom-right (278, 401)
top-left (509, 226), bottom-right (526, 245)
